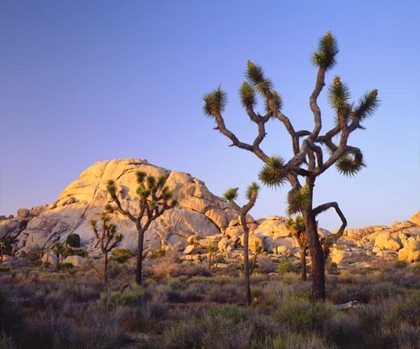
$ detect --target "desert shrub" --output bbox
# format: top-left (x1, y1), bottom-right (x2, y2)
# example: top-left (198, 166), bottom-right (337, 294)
top-left (150, 248), bottom-right (166, 260)
top-left (363, 281), bottom-right (404, 301)
top-left (149, 257), bottom-right (181, 279)
top-left (100, 286), bottom-right (146, 310)
top-left (394, 260), bottom-right (408, 269)
top-left (57, 262), bottom-right (74, 271)
top-left (160, 314), bottom-right (252, 349)
top-left (167, 288), bottom-right (204, 303)
top-left (391, 293), bottom-right (420, 326)
top-left (59, 284), bottom-right (100, 303)
top-left (118, 302), bottom-right (168, 333)
top-left (0, 331), bottom-right (16, 349)
top-left (278, 258), bottom-right (293, 275)
top-left (0, 288), bottom-right (24, 336)
top-left (159, 318), bottom-right (206, 349)
top-left (276, 296), bottom-right (336, 333)
top-left (379, 322), bottom-right (420, 349)
top-left (207, 304), bottom-right (247, 324)
top-left (106, 259), bottom-right (129, 279)
top-left (324, 311), bottom-right (364, 348)
top-left (110, 248), bottom-right (135, 263)
top-left (330, 286), bottom-right (368, 304)
top-left (65, 234), bottom-right (81, 248)
top-left (268, 333), bottom-right (332, 349)
top-left (22, 311), bottom-right (73, 349)
top-left (25, 247), bottom-right (42, 266)
top-left (62, 246), bottom-right (87, 258)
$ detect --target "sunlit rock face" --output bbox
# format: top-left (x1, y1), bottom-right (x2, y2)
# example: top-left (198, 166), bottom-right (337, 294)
top-left (12, 159), bottom-right (241, 253)
top-left (410, 211), bottom-right (420, 226)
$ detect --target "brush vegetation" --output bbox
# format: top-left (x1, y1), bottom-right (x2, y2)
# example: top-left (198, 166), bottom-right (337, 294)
top-left (1, 255), bottom-right (420, 348)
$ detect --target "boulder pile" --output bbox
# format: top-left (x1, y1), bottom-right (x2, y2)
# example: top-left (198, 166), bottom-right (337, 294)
top-left (1, 158), bottom-right (419, 269)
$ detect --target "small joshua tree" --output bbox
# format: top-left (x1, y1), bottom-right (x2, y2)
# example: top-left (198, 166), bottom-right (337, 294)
top-left (224, 182), bottom-right (260, 306)
top-left (286, 215), bottom-right (308, 281)
top-left (107, 171), bottom-right (177, 285)
top-left (53, 241), bottom-right (65, 268)
top-left (90, 210), bottom-right (122, 283)
top-left (203, 31), bottom-right (379, 301)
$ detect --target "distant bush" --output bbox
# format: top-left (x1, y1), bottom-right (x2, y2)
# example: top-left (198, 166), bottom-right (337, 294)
top-left (278, 258), bottom-right (293, 274)
top-left (394, 260), bottom-right (408, 269)
top-left (57, 262), bottom-right (74, 271)
top-left (207, 304), bottom-right (247, 324)
top-left (62, 246), bottom-right (87, 258)
top-left (65, 234), bottom-right (81, 248)
top-left (110, 248), bottom-right (134, 263)
top-left (150, 248), bottom-right (166, 260)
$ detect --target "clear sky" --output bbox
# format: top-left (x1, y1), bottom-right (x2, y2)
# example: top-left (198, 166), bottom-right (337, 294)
top-left (1, 0), bottom-right (419, 230)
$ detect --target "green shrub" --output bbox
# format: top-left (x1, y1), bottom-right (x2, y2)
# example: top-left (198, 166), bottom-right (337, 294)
top-left (65, 234), bottom-right (81, 248)
top-left (100, 286), bottom-right (146, 310)
top-left (278, 258), bottom-right (293, 274)
top-left (110, 248), bottom-right (135, 263)
top-left (25, 247), bottom-right (42, 266)
top-left (150, 248), bottom-right (166, 260)
top-left (57, 262), bottom-right (74, 270)
top-left (207, 304), bottom-right (247, 324)
top-left (276, 296), bottom-right (335, 333)
top-left (62, 246), bottom-right (87, 258)
top-left (394, 260), bottom-right (408, 269)
top-left (330, 286), bottom-right (368, 304)
top-left (0, 331), bottom-right (16, 349)
top-left (0, 288), bottom-right (24, 336)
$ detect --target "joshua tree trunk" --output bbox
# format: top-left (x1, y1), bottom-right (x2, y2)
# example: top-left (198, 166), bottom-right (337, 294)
top-left (136, 229), bottom-right (145, 285)
top-left (104, 251), bottom-right (108, 283)
top-left (241, 213), bottom-right (252, 306)
top-left (303, 203), bottom-right (325, 302)
top-left (300, 245), bottom-right (307, 282)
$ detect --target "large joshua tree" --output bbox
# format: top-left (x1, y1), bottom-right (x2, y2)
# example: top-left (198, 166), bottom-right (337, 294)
top-left (224, 182), bottom-right (260, 306)
top-left (107, 171), bottom-right (178, 285)
top-left (203, 31), bottom-right (379, 301)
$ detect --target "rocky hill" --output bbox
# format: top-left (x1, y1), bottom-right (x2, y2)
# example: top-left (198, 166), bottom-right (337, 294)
top-left (1, 158), bottom-right (420, 268)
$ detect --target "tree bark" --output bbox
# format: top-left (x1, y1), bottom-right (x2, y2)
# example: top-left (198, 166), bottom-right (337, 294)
top-left (104, 252), bottom-right (108, 283)
top-left (135, 229), bottom-right (145, 285)
top-left (304, 208), bottom-right (325, 302)
top-left (241, 214), bottom-right (252, 306)
top-left (300, 246), bottom-right (307, 281)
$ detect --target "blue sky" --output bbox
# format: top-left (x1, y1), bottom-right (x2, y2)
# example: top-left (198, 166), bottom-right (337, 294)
top-left (1, 1), bottom-right (419, 230)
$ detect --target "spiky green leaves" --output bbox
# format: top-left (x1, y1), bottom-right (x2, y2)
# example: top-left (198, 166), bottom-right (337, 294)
top-left (107, 180), bottom-right (117, 197)
top-left (286, 215), bottom-right (305, 234)
top-left (311, 30), bottom-right (339, 71)
top-left (203, 86), bottom-right (227, 117)
top-left (258, 156), bottom-right (288, 188)
top-left (136, 185), bottom-right (151, 199)
top-left (246, 182), bottom-right (260, 200)
top-left (223, 187), bottom-right (239, 201)
top-left (329, 76), bottom-right (350, 109)
top-left (136, 171), bottom-right (146, 184)
top-left (146, 175), bottom-right (156, 189)
top-left (265, 90), bottom-right (282, 113)
top-left (336, 151), bottom-right (366, 177)
top-left (246, 60), bottom-right (273, 96)
top-left (354, 89), bottom-right (380, 121)
top-left (162, 187), bottom-right (173, 201)
top-left (239, 82), bottom-right (256, 108)
top-left (287, 185), bottom-right (312, 216)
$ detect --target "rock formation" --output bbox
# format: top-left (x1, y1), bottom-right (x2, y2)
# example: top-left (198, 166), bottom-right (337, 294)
top-left (0, 158), bottom-right (419, 270)
top-left (1, 159), bottom-right (244, 255)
